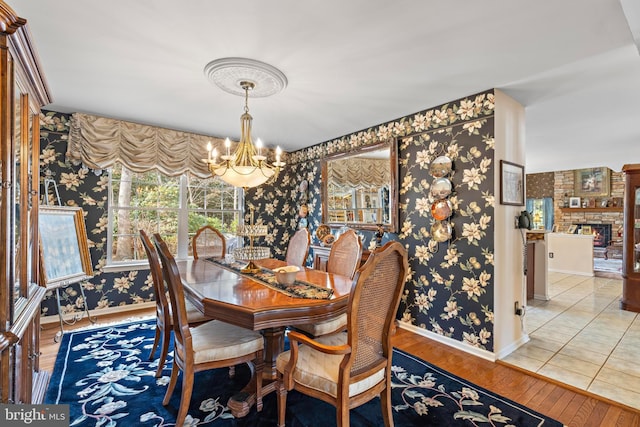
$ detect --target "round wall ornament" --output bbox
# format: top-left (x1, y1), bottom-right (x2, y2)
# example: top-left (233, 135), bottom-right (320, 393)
top-left (431, 221), bottom-right (452, 242)
top-left (430, 177), bottom-right (452, 199)
top-left (431, 200), bottom-right (452, 221)
top-left (429, 155), bottom-right (452, 178)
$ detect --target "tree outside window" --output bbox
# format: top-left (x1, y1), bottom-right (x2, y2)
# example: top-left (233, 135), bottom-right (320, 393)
top-left (108, 163), bottom-right (241, 264)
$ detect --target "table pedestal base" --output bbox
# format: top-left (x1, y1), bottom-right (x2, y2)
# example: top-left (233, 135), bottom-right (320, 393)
top-left (228, 381), bottom-right (275, 418)
top-left (227, 327), bottom-right (286, 417)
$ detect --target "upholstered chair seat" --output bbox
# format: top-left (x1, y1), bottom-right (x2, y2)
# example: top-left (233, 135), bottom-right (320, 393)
top-left (296, 313), bottom-right (347, 337)
top-left (185, 320), bottom-right (263, 364)
top-left (276, 332), bottom-right (385, 398)
top-left (182, 299), bottom-right (211, 324)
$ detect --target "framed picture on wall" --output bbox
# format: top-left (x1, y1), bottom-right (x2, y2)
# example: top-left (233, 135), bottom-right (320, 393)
top-left (574, 167), bottom-right (610, 197)
top-left (569, 197), bottom-right (581, 208)
top-left (500, 160), bottom-right (524, 206)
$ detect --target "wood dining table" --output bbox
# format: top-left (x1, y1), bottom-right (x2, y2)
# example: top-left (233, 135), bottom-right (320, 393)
top-left (175, 257), bottom-right (353, 416)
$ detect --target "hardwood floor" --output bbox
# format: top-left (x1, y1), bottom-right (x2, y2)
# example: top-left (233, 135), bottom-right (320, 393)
top-left (39, 308), bottom-right (640, 426)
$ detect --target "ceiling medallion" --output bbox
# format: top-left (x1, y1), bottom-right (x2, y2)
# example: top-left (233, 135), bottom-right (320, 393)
top-left (203, 57), bottom-right (288, 98)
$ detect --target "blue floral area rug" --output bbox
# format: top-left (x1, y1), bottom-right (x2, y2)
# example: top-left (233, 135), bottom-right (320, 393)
top-left (45, 320), bottom-right (563, 426)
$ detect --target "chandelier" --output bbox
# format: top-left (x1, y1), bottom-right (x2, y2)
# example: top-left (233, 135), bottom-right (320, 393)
top-left (204, 80), bottom-right (285, 188)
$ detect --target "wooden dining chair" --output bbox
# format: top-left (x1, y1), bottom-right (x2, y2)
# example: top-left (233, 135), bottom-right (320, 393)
top-left (295, 229), bottom-right (362, 337)
top-left (192, 225), bottom-right (226, 259)
top-left (140, 229), bottom-right (213, 378)
top-left (276, 241), bottom-right (408, 427)
top-left (285, 228), bottom-right (311, 267)
top-left (326, 229), bottom-right (363, 279)
top-left (153, 233), bottom-right (264, 426)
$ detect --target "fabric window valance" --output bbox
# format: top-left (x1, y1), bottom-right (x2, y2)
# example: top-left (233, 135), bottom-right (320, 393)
top-left (67, 112), bottom-right (226, 178)
top-left (328, 157), bottom-right (390, 188)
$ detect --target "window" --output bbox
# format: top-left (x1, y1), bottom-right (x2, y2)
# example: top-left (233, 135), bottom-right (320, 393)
top-left (107, 164), bottom-right (242, 267)
top-left (525, 197), bottom-right (554, 230)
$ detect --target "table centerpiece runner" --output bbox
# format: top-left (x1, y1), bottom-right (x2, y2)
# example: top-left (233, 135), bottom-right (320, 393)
top-left (208, 258), bottom-right (334, 300)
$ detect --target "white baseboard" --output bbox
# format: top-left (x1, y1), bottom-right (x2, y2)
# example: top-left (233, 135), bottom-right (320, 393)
top-left (397, 322), bottom-right (497, 362)
top-left (496, 333), bottom-right (530, 360)
top-left (41, 301), bottom-right (156, 325)
top-left (548, 268), bottom-right (594, 276)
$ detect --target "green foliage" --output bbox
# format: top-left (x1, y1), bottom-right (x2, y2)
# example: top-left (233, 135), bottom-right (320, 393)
top-left (110, 165), bottom-right (240, 261)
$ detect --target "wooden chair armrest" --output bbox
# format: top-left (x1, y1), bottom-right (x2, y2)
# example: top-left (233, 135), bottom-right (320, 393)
top-left (287, 330), bottom-right (351, 355)
top-left (283, 330), bottom-right (351, 390)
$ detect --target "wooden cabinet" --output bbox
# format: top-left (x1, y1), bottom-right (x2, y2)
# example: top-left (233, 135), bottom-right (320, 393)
top-left (621, 164), bottom-right (640, 312)
top-left (311, 245), bottom-right (331, 271)
top-left (0, 2), bottom-right (51, 403)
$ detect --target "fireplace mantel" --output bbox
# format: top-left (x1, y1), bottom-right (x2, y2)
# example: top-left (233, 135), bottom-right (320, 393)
top-left (559, 207), bottom-right (623, 213)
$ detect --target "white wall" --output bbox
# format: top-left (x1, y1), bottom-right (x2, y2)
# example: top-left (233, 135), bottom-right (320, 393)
top-left (547, 233), bottom-right (594, 276)
top-left (493, 89), bottom-right (529, 359)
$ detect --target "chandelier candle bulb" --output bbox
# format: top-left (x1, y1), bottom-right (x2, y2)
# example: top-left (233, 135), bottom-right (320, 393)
top-left (224, 137), bottom-right (231, 158)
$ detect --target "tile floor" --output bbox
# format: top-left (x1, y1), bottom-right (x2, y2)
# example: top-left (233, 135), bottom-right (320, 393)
top-left (501, 269), bottom-right (640, 410)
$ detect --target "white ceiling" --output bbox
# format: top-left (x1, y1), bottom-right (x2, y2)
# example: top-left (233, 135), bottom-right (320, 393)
top-left (12, 0), bottom-right (640, 173)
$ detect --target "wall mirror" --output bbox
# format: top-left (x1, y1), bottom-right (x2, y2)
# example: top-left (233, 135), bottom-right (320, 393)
top-left (322, 139), bottom-right (398, 232)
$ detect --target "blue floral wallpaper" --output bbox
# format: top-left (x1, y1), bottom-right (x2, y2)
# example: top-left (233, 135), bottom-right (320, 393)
top-left (250, 90), bottom-right (496, 351)
top-left (39, 89), bottom-right (497, 352)
top-left (39, 112), bottom-right (154, 318)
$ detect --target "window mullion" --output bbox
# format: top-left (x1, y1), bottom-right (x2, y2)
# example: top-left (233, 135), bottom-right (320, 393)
top-left (177, 175), bottom-right (189, 259)
top-left (106, 170), bottom-right (115, 265)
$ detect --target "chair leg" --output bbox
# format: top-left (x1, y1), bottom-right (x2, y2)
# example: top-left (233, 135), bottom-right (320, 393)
top-left (175, 368), bottom-right (194, 427)
top-left (155, 326), bottom-right (171, 378)
top-left (276, 380), bottom-right (287, 427)
top-left (336, 404), bottom-right (350, 427)
top-left (254, 353), bottom-right (264, 412)
top-left (380, 385), bottom-right (394, 427)
top-left (148, 324), bottom-right (161, 360)
top-left (163, 363), bottom-right (180, 406)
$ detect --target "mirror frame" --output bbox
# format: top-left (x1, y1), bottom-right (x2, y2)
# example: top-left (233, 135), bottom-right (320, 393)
top-left (38, 206), bottom-right (94, 290)
top-left (321, 138), bottom-right (398, 232)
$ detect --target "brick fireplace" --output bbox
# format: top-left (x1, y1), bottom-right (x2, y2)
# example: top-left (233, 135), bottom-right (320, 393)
top-left (577, 223), bottom-right (612, 248)
top-left (576, 223), bottom-right (612, 260)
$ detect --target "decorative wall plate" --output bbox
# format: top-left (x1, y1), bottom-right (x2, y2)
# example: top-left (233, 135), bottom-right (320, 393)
top-left (431, 221), bottom-right (452, 242)
top-left (431, 200), bottom-right (452, 221)
top-left (429, 156), bottom-right (452, 178)
top-left (315, 224), bottom-right (331, 242)
top-left (431, 177), bottom-right (452, 199)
